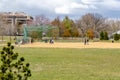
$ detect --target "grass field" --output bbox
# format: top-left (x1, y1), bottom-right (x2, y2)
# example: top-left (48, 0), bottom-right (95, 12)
top-left (2, 47), bottom-right (118, 80)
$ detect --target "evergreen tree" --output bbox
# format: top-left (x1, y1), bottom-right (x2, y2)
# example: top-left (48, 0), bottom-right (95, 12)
top-left (104, 31), bottom-right (109, 40)
top-left (62, 16), bottom-right (74, 37)
top-left (114, 33), bottom-right (119, 41)
top-left (0, 42), bottom-right (31, 80)
top-left (100, 31), bottom-right (104, 40)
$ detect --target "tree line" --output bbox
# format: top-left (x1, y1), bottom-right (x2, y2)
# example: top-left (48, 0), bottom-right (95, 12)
top-left (0, 13), bottom-right (120, 40)
top-left (32, 13), bottom-right (120, 40)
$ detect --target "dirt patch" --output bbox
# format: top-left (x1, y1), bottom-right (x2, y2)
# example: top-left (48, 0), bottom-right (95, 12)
top-left (19, 42), bottom-right (120, 49)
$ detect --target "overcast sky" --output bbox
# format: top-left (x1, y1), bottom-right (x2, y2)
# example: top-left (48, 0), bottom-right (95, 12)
top-left (0, 0), bottom-right (120, 19)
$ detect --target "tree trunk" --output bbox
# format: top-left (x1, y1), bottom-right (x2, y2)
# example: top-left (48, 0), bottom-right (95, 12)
top-left (2, 35), bottom-right (3, 42)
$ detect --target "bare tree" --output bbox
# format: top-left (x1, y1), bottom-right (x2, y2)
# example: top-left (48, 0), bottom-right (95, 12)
top-left (75, 19), bottom-right (86, 39)
top-left (76, 13), bottom-right (108, 38)
top-left (92, 13), bottom-right (108, 38)
top-left (0, 13), bottom-right (6, 41)
top-left (106, 19), bottom-right (120, 34)
top-left (0, 13), bottom-right (14, 42)
top-left (76, 13), bottom-right (94, 39)
top-left (34, 15), bottom-right (50, 25)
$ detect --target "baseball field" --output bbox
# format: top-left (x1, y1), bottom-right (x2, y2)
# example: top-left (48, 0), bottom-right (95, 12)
top-left (20, 42), bottom-right (120, 48)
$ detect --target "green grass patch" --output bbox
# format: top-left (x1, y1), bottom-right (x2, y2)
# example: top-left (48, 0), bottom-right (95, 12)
top-left (3, 47), bottom-right (119, 80)
top-left (0, 36), bottom-right (24, 44)
top-left (0, 36), bottom-right (18, 44)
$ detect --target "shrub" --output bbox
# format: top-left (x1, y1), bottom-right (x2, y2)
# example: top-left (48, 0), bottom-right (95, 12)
top-left (114, 33), bottom-right (119, 41)
top-left (0, 42), bottom-right (31, 80)
top-left (104, 31), bottom-right (109, 40)
top-left (100, 31), bottom-right (109, 40)
top-left (100, 31), bottom-right (104, 40)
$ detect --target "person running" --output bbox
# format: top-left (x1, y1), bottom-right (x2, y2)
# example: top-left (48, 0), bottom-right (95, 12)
top-left (87, 38), bottom-right (89, 45)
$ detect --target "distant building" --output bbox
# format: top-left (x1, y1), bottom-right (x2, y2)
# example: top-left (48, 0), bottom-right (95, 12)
top-left (1, 12), bottom-right (33, 25)
top-left (0, 12), bottom-right (33, 35)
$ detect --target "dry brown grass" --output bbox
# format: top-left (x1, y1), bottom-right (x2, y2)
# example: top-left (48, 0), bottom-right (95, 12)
top-left (20, 42), bottom-right (120, 48)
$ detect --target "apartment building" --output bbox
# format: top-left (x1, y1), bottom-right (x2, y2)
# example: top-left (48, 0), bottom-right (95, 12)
top-left (1, 12), bottom-right (33, 25)
top-left (0, 12), bottom-right (33, 35)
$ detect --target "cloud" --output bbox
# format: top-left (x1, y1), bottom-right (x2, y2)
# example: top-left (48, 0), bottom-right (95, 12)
top-left (0, 0), bottom-right (120, 18)
top-left (71, 2), bottom-right (89, 9)
top-left (81, 0), bottom-right (120, 11)
top-left (55, 2), bottom-right (97, 14)
top-left (0, 0), bottom-right (28, 12)
top-left (0, 0), bottom-right (97, 15)
top-left (71, 2), bottom-right (97, 9)
top-left (18, 0), bottom-right (70, 10)
top-left (0, 0), bottom-right (70, 11)
top-left (81, 0), bottom-right (101, 4)
top-left (55, 5), bottom-right (70, 14)
top-left (101, 0), bottom-right (120, 10)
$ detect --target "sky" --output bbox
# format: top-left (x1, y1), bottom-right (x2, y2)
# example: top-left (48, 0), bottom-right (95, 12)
top-left (0, 0), bottom-right (120, 19)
